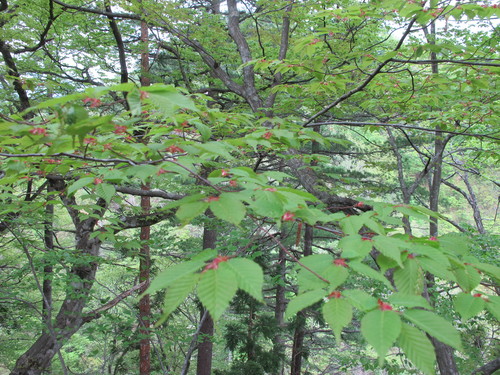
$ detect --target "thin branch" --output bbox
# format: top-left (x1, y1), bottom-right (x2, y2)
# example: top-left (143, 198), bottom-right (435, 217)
top-left (305, 121), bottom-right (500, 141)
top-left (52, 0), bottom-right (139, 20)
top-left (303, 17), bottom-right (417, 126)
top-left (390, 58), bottom-right (500, 68)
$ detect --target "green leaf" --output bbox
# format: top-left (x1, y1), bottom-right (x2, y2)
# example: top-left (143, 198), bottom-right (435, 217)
top-left (127, 88), bottom-right (142, 116)
top-left (417, 256), bottom-right (455, 282)
top-left (285, 289), bottom-right (326, 319)
top-left (388, 293), bottom-right (432, 310)
top-left (343, 289), bottom-right (378, 312)
top-left (156, 273), bottom-right (199, 326)
top-left (373, 235), bottom-right (406, 267)
top-left (225, 258), bottom-right (263, 301)
top-left (95, 183), bottom-right (116, 204)
top-left (339, 235), bottom-right (373, 259)
top-left (485, 296), bottom-right (500, 320)
top-left (210, 193), bottom-right (246, 225)
top-left (398, 323), bottom-right (436, 375)
top-left (296, 254), bottom-right (347, 292)
top-left (322, 297), bottom-right (353, 344)
top-left (454, 292), bottom-right (485, 320)
top-left (453, 264), bottom-right (481, 293)
top-left (251, 190), bottom-right (284, 218)
top-left (143, 85), bottom-right (197, 116)
top-left (67, 177), bottom-right (95, 196)
top-left (403, 309), bottom-right (463, 351)
top-left (349, 261), bottom-right (393, 289)
top-left (471, 262), bottom-right (500, 282)
top-left (198, 263), bottom-right (239, 320)
top-left (439, 233), bottom-right (470, 256)
top-left (361, 309), bottom-right (401, 364)
top-left (394, 257), bottom-right (424, 295)
top-left (176, 201), bottom-right (209, 224)
top-left (146, 259), bottom-right (205, 295)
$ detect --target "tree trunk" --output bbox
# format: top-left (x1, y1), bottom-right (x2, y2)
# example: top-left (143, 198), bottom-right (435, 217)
top-left (196, 215), bottom-right (217, 375)
top-left (138, 7), bottom-right (151, 374)
top-left (273, 245), bottom-right (286, 375)
top-left (290, 225), bottom-right (313, 375)
top-left (11, 226), bottom-right (102, 374)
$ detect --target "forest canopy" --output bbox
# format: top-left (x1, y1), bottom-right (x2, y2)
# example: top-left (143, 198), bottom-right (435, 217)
top-left (0, 0), bottom-right (499, 374)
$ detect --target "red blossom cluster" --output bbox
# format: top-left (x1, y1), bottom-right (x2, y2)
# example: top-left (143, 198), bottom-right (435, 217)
top-left (203, 255), bottom-right (230, 271)
top-left (83, 97), bottom-right (101, 108)
top-left (29, 127), bottom-right (47, 136)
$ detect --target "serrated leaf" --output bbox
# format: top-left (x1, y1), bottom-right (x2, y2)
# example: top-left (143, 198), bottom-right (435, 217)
top-left (398, 323), bottom-right (436, 375)
top-left (439, 233), bottom-right (470, 256)
top-left (210, 193), bottom-right (246, 225)
top-left (485, 297), bottom-right (500, 320)
top-left (417, 256), bottom-right (456, 281)
top-left (403, 309), bottom-right (463, 351)
top-left (388, 293), bottom-right (432, 310)
top-left (198, 263), bottom-right (238, 320)
top-left (95, 183), bottom-right (116, 204)
top-left (343, 289), bottom-right (378, 311)
top-left (454, 292), bottom-right (485, 320)
top-left (225, 258), bottom-right (263, 301)
top-left (176, 201), bottom-right (209, 224)
top-left (285, 289), bottom-right (326, 319)
top-left (127, 88), bottom-right (142, 116)
top-left (156, 273), bottom-right (199, 326)
top-left (453, 264), bottom-right (481, 293)
top-left (296, 254), bottom-right (347, 292)
top-left (373, 236), bottom-right (405, 267)
top-left (339, 235), bottom-right (373, 259)
top-left (252, 190), bottom-right (284, 218)
top-left (67, 177), bottom-right (95, 196)
top-left (322, 297), bottom-right (353, 344)
top-left (471, 262), bottom-right (500, 282)
top-left (361, 309), bottom-right (401, 364)
top-left (147, 259), bottom-right (205, 295)
top-left (349, 261), bottom-right (393, 289)
top-left (394, 257), bottom-right (424, 295)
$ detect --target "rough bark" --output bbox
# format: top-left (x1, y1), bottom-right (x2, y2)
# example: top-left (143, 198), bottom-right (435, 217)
top-left (290, 224), bottom-right (313, 375)
top-left (472, 358), bottom-right (500, 375)
top-left (11, 198), bottom-right (104, 374)
top-left (425, 21), bottom-right (459, 375)
top-left (196, 216), bottom-right (217, 375)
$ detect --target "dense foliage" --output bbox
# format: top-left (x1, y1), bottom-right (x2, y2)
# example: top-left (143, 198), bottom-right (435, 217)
top-left (0, 0), bottom-right (499, 374)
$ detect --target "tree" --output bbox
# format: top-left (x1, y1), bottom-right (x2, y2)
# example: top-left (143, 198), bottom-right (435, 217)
top-left (1, 1), bottom-right (499, 374)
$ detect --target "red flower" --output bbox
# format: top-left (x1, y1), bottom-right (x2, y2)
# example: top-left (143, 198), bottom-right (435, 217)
top-left (328, 291), bottom-right (342, 299)
top-left (221, 169), bottom-right (230, 177)
top-left (29, 127), bottom-right (47, 136)
top-left (165, 145), bottom-right (185, 153)
top-left (354, 201), bottom-right (364, 208)
top-left (334, 258), bottom-right (348, 267)
top-left (281, 211), bottom-right (295, 222)
top-left (429, 236), bottom-right (438, 241)
top-left (473, 293), bottom-right (482, 298)
top-left (94, 178), bottom-right (103, 185)
top-left (114, 124), bottom-right (128, 134)
top-left (262, 132), bottom-right (273, 140)
top-left (140, 91), bottom-right (149, 100)
top-left (83, 97), bottom-right (101, 108)
top-left (83, 137), bottom-right (97, 145)
top-left (229, 180), bottom-right (238, 187)
top-left (203, 255), bottom-right (230, 271)
top-left (377, 299), bottom-right (393, 311)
